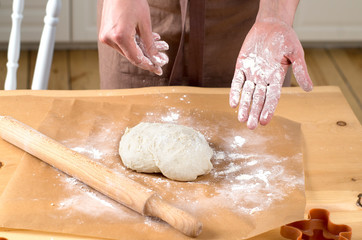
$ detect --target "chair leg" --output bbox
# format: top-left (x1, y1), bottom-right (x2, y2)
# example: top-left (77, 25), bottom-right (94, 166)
top-left (5, 0), bottom-right (24, 90)
top-left (31, 0), bottom-right (62, 90)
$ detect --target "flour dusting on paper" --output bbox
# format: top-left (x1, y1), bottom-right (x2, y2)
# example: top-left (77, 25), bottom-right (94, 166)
top-left (57, 106), bottom-right (304, 220)
top-left (43, 99), bottom-right (304, 238)
top-left (203, 152), bottom-right (303, 215)
top-left (54, 172), bottom-right (137, 221)
top-left (141, 106), bottom-right (303, 218)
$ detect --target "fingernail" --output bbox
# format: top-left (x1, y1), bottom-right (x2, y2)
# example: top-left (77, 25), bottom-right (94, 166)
top-left (247, 117), bottom-right (258, 130)
top-left (305, 83), bottom-right (313, 92)
top-left (152, 32), bottom-right (161, 41)
top-left (260, 111), bottom-right (269, 125)
top-left (154, 66), bottom-right (163, 76)
top-left (229, 92), bottom-right (240, 108)
top-left (261, 112), bottom-right (268, 121)
top-left (136, 56), bottom-right (155, 73)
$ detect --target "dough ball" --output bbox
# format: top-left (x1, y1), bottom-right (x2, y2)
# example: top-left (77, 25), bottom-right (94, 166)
top-left (118, 123), bottom-right (159, 173)
top-left (119, 122), bottom-right (213, 181)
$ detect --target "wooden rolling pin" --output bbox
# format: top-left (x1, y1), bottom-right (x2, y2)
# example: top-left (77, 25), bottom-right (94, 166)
top-left (0, 116), bottom-right (202, 237)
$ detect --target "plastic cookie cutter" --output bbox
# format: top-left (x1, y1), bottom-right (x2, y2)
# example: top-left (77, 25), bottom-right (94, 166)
top-left (280, 208), bottom-right (352, 240)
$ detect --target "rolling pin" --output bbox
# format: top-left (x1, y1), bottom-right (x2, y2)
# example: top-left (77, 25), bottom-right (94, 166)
top-left (0, 116), bottom-right (202, 237)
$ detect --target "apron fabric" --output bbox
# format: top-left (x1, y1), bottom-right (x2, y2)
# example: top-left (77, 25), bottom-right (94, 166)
top-left (97, 0), bottom-right (259, 89)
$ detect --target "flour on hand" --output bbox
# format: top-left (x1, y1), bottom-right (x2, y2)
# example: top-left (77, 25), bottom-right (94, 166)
top-left (119, 122), bottom-right (213, 181)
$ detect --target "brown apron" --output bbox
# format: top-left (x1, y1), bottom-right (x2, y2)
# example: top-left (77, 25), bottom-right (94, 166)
top-left (97, 0), bottom-right (259, 89)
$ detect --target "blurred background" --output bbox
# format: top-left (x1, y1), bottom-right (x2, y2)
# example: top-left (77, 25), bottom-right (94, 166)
top-left (0, 0), bottom-right (361, 121)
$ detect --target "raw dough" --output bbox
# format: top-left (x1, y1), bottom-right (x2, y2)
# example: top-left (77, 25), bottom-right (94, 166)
top-left (119, 122), bottom-right (213, 181)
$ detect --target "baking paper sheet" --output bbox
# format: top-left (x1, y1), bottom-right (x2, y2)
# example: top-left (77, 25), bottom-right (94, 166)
top-left (0, 92), bottom-right (305, 239)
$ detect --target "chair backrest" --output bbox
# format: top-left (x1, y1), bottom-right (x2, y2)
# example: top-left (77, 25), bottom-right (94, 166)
top-left (4, 0), bottom-right (62, 90)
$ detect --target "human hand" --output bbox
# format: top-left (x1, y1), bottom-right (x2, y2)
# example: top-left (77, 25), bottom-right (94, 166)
top-left (229, 19), bottom-right (313, 129)
top-left (99, 0), bottom-right (169, 75)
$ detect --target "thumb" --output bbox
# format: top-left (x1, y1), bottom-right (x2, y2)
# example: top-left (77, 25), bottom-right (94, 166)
top-left (287, 47), bottom-right (313, 92)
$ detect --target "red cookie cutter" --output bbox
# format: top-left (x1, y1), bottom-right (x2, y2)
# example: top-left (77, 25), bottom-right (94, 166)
top-left (280, 208), bottom-right (352, 240)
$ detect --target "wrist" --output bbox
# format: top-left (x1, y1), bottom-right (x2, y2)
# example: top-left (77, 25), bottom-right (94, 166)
top-left (256, 0), bottom-right (299, 26)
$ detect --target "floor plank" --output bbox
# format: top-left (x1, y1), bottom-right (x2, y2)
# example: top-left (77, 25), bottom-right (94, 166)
top-left (29, 50), bottom-right (37, 88)
top-left (0, 51), bottom-right (6, 89)
top-left (17, 50), bottom-right (30, 89)
top-left (0, 50), bottom-right (29, 90)
top-left (48, 51), bottom-right (70, 90)
top-left (29, 50), bottom-right (70, 90)
top-left (291, 49), bottom-right (338, 87)
top-left (305, 49), bottom-right (333, 86)
top-left (69, 50), bottom-right (100, 90)
top-left (292, 48), bottom-right (361, 122)
top-left (328, 48), bottom-right (362, 106)
top-left (308, 49), bottom-right (361, 121)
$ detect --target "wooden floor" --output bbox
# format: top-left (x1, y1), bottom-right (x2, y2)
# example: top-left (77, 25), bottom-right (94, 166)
top-left (0, 48), bottom-right (361, 123)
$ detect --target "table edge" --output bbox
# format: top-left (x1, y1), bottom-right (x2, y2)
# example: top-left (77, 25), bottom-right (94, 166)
top-left (0, 86), bottom-right (341, 97)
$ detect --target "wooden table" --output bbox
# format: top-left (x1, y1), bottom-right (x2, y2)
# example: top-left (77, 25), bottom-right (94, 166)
top-left (0, 86), bottom-right (361, 240)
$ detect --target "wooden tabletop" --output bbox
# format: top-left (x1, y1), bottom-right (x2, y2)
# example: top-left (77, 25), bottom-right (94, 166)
top-left (0, 86), bottom-right (361, 240)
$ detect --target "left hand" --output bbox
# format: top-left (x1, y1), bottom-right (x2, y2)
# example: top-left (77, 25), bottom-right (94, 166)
top-left (229, 19), bottom-right (313, 129)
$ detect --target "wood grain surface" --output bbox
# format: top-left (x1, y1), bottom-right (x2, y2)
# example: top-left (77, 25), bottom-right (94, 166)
top-left (0, 86), bottom-right (361, 239)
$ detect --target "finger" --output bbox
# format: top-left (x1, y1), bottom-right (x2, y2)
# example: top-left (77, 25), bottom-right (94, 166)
top-left (229, 68), bottom-right (245, 108)
top-left (247, 84), bottom-right (266, 130)
top-left (292, 57), bottom-right (313, 92)
top-left (135, 44), bottom-right (163, 75)
top-left (118, 35), bottom-right (161, 74)
top-left (286, 45), bottom-right (313, 92)
top-left (99, 28), bottom-right (155, 72)
top-left (149, 50), bottom-right (169, 67)
top-left (152, 32), bottom-right (161, 41)
top-left (139, 34), bottom-right (168, 67)
top-left (238, 80), bottom-right (255, 122)
top-left (138, 17), bottom-right (166, 67)
top-left (132, 44), bottom-right (162, 74)
top-left (152, 52), bottom-right (169, 67)
top-left (259, 83), bottom-right (282, 125)
top-left (154, 40), bottom-right (169, 51)
top-left (153, 33), bottom-right (169, 52)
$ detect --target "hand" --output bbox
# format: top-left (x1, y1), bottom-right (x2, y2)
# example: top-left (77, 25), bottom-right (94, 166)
top-left (229, 19), bottom-right (313, 129)
top-left (99, 0), bottom-right (169, 75)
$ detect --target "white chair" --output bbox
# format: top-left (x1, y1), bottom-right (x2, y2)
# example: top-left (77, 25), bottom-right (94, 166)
top-left (4, 0), bottom-right (62, 90)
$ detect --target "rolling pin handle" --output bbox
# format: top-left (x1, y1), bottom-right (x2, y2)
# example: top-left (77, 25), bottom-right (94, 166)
top-left (144, 194), bottom-right (202, 238)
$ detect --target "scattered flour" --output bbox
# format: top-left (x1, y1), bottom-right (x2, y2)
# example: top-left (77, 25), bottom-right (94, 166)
top-left (70, 147), bottom-right (103, 160)
top-left (54, 103), bottom-right (303, 228)
top-left (55, 173), bottom-right (137, 221)
top-left (160, 107), bottom-right (180, 122)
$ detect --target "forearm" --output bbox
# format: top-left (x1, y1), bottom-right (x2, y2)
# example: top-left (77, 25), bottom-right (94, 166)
top-left (256, 0), bottom-right (299, 26)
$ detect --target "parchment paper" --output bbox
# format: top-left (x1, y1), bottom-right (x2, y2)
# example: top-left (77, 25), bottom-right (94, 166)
top-left (0, 92), bottom-right (305, 239)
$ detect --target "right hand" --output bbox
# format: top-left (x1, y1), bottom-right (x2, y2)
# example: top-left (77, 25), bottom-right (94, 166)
top-left (99, 0), bottom-right (169, 75)
top-left (229, 19), bottom-right (313, 130)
